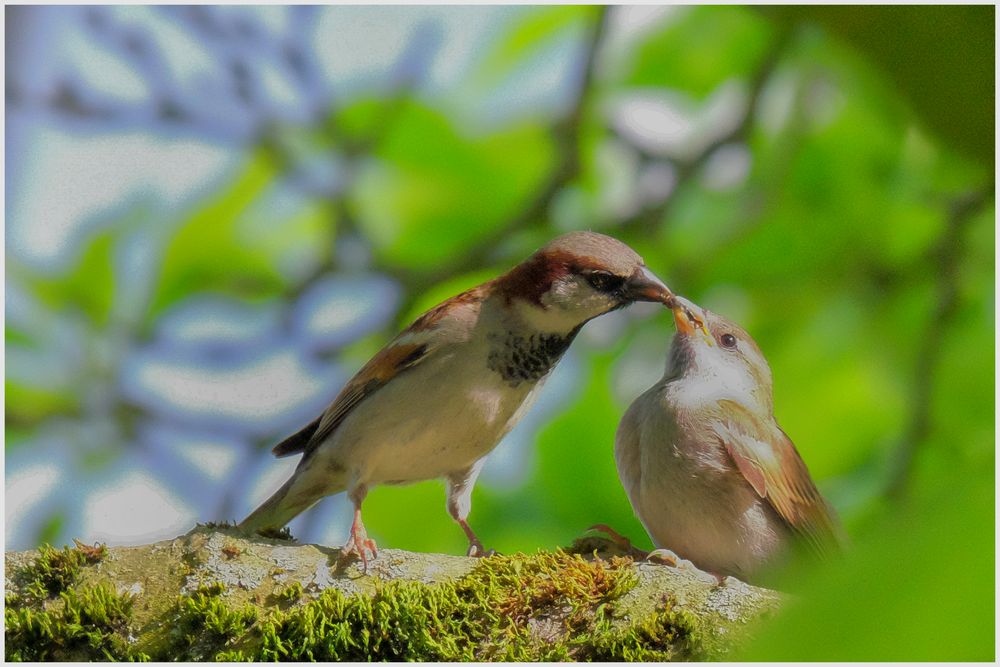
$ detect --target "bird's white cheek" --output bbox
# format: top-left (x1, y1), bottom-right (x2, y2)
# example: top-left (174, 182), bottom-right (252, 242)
top-left (540, 280), bottom-right (613, 322)
top-left (515, 293), bottom-right (584, 334)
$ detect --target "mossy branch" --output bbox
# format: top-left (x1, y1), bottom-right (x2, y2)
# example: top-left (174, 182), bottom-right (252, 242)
top-left (5, 527), bottom-right (780, 661)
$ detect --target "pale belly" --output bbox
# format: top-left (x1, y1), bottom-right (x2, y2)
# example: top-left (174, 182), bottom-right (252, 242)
top-left (323, 351), bottom-right (540, 485)
top-left (634, 420), bottom-right (789, 579)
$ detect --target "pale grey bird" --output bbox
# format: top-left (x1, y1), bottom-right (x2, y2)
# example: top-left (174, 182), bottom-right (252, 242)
top-left (613, 296), bottom-right (844, 582)
top-left (240, 231), bottom-right (673, 568)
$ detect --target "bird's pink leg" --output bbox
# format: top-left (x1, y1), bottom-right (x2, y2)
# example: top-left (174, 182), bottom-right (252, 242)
top-left (341, 486), bottom-right (378, 571)
top-left (585, 525), bottom-right (714, 583)
top-left (587, 523), bottom-right (641, 554)
top-left (445, 461), bottom-right (494, 557)
top-left (647, 548), bottom-right (722, 584)
top-left (457, 518), bottom-right (494, 557)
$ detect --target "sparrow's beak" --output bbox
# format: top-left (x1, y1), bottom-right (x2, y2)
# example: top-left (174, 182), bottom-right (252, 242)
top-left (626, 266), bottom-right (674, 304)
top-left (671, 296), bottom-right (713, 345)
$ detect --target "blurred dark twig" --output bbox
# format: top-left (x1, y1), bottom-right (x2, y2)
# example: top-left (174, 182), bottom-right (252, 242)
top-left (446, 5), bottom-right (609, 271)
top-left (617, 26), bottom-right (792, 236)
top-left (388, 6), bottom-right (611, 323)
top-left (8, 6), bottom-right (329, 143)
top-left (886, 187), bottom-right (993, 500)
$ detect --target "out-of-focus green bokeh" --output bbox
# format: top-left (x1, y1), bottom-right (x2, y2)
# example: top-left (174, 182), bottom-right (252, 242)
top-left (5, 5), bottom-right (993, 660)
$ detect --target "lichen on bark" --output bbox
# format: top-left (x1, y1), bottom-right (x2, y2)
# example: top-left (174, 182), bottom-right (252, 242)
top-left (4, 526), bottom-right (781, 661)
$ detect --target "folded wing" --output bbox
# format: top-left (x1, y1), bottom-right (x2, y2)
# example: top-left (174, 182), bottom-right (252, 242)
top-left (712, 399), bottom-right (845, 556)
top-left (272, 341), bottom-right (430, 459)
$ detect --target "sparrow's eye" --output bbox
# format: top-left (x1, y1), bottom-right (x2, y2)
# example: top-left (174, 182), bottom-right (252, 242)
top-left (720, 333), bottom-right (737, 349)
top-left (584, 271), bottom-right (625, 294)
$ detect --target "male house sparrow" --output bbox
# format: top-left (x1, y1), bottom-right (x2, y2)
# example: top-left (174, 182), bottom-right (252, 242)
top-left (613, 296), bottom-right (844, 582)
top-left (240, 231), bottom-right (672, 567)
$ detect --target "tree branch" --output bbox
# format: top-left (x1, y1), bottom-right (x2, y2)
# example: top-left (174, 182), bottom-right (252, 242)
top-left (387, 6), bottom-right (612, 323)
top-left (617, 27), bottom-right (792, 236)
top-left (4, 528), bottom-right (781, 661)
top-left (886, 188), bottom-right (993, 499)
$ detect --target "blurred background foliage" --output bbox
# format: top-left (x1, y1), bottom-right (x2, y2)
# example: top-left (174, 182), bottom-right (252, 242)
top-left (4, 5), bottom-right (994, 659)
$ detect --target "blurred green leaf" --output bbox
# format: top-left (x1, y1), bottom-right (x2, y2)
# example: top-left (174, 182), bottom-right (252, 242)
top-left (15, 201), bottom-right (153, 329)
top-left (353, 102), bottom-right (555, 268)
top-left (237, 194), bottom-right (333, 283)
top-left (478, 6), bottom-right (588, 83)
top-left (760, 6), bottom-right (994, 166)
top-left (740, 481), bottom-right (993, 660)
top-left (767, 295), bottom-right (905, 479)
top-left (333, 97), bottom-right (396, 145)
top-left (365, 480), bottom-right (466, 555)
top-left (5, 381), bottom-right (80, 425)
top-left (36, 512), bottom-right (67, 549)
top-left (148, 152), bottom-right (285, 320)
top-left (5, 326), bottom-right (36, 348)
top-left (625, 6), bottom-right (773, 98)
top-left (22, 228), bottom-right (116, 328)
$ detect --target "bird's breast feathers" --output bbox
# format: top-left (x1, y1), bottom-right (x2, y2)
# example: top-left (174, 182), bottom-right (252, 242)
top-left (309, 302), bottom-right (551, 481)
top-left (485, 327), bottom-right (580, 387)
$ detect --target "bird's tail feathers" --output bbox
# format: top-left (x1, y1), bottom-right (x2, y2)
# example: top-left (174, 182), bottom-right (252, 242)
top-left (238, 469), bottom-right (344, 534)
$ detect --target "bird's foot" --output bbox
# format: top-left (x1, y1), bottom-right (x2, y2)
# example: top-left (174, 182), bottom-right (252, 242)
top-left (458, 519), bottom-right (495, 557)
top-left (583, 523), bottom-right (649, 558)
top-left (341, 518), bottom-right (378, 572)
top-left (465, 541), bottom-right (497, 558)
top-left (646, 548), bottom-right (719, 584)
top-left (587, 524), bottom-right (635, 551)
top-left (646, 547), bottom-right (684, 566)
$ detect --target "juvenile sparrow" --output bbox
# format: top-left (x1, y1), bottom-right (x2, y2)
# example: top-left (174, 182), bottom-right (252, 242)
top-left (240, 231), bottom-right (673, 567)
top-left (613, 296), bottom-right (844, 582)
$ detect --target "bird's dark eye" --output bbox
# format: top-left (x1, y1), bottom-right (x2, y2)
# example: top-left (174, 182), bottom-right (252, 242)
top-left (720, 333), bottom-right (737, 349)
top-left (584, 271), bottom-right (625, 293)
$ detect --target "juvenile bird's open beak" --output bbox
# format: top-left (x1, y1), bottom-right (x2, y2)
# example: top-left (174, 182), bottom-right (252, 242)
top-left (626, 266), bottom-right (673, 304)
top-left (671, 296), bottom-right (713, 346)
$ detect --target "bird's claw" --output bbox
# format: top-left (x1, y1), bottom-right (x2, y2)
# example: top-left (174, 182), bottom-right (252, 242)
top-left (646, 548), bottom-right (719, 584)
top-left (341, 524), bottom-right (378, 572)
top-left (465, 542), bottom-right (496, 558)
top-left (457, 519), bottom-right (494, 557)
top-left (646, 547), bottom-right (683, 566)
top-left (586, 523), bottom-right (641, 555)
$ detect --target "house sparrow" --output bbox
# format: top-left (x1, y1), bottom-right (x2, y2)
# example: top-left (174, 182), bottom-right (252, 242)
top-left (240, 231), bottom-right (673, 568)
top-left (613, 296), bottom-right (844, 582)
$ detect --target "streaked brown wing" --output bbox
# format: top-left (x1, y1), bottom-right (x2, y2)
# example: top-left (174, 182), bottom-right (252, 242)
top-left (270, 282), bottom-right (488, 460)
top-left (714, 400), bottom-right (845, 556)
top-left (271, 342), bottom-right (429, 459)
top-left (272, 415), bottom-right (322, 457)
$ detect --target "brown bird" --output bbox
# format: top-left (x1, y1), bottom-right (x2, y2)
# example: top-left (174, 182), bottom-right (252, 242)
top-left (240, 231), bottom-right (673, 568)
top-left (613, 295), bottom-right (844, 582)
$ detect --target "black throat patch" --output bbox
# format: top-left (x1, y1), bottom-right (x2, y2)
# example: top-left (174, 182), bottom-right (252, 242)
top-left (487, 326), bottom-right (582, 387)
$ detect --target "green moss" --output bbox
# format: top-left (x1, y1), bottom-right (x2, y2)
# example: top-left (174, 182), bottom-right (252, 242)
top-left (180, 583), bottom-right (259, 639)
top-left (5, 541), bottom-right (145, 661)
top-left (150, 550), bottom-right (698, 661)
top-left (276, 581), bottom-right (304, 603)
top-left (9, 540), bottom-right (109, 609)
top-left (259, 579), bottom-right (477, 661)
top-left (6, 545), bottom-right (708, 662)
top-left (461, 551), bottom-right (638, 630)
top-left (20, 543), bottom-right (90, 599)
top-left (5, 583), bottom-right (148, 661)
top-left (576, 596), bottom-right (704, 661)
